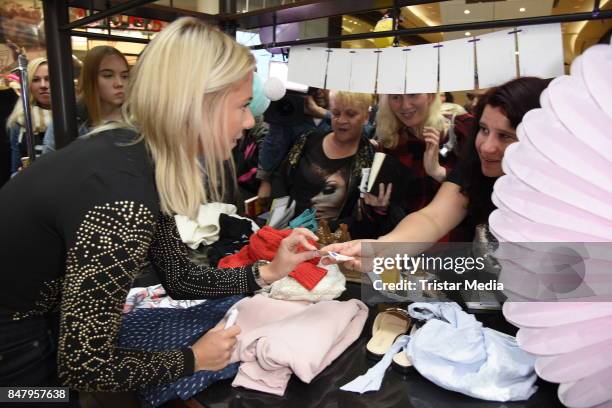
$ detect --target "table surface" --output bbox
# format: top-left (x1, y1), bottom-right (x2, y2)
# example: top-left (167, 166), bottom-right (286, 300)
top-left (191, 284), bottom-right (564, 408)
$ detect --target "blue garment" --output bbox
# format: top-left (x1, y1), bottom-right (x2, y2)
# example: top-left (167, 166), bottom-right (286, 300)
top-left (42, 121), bottom-right (90, 154)
top-left (8, 124), bottom-right (22, 174)
top-left (118, 295), bottom-right (242, 408)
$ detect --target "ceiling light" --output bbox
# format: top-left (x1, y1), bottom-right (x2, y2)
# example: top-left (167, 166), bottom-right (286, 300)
top-left (519, 7), bottom-right (526, 12)
top-left (465, 31), bottom-right (471, 36)
top-left (464, 9), bottom-right (471, 14)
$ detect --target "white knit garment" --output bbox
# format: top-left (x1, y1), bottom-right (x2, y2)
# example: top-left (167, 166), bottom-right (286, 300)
top-left (262, 263), bottom-right (346, 302)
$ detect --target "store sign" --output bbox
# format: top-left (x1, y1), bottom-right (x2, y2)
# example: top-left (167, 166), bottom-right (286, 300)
top-left (72, 9), bottom-right (166, 32)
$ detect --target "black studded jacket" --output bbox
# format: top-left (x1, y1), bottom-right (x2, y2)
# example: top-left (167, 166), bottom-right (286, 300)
top-left (0, 128), bottom-right (259, 391)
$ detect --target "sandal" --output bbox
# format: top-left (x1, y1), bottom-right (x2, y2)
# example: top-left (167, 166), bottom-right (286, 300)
top-left (366, 308), bottom-right (411, 361)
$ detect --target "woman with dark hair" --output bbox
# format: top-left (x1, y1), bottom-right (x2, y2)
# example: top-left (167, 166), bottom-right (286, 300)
top-left (321, 77), bottom-right (550, 268)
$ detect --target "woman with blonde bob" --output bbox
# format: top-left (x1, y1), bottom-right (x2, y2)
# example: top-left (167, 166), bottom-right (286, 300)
top-left (361, 93), bottom-right (476, 239)
top-left (272, 90), bottom-right (375, 229)
top-left (7, 57), bottom-right (51, 173)
top-left (0, 17), bottom-right (317, 395)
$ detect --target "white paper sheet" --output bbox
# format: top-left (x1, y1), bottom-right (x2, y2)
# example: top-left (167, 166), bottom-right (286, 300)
top-left (348, 49), bottom-right (378, 93)
top-left (476, 29), bottom-right (517, 89)
top-left (288, 46), bottom-right (329, 88)
top-left (405, 44), bottom-right (439, 94)
top-left (439, 37), bottom-right (475, 92)
top-left (325, 48), bottom-right (352, 91)
top-left (376, 47), bottom-right (408, 94)
top-left (517, 23), bottom-right (564, 79)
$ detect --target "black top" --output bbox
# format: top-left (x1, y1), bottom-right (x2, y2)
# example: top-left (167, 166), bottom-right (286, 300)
top-left (0, 128), bottom-right (260, 391)
top-left (446, 163), bottom-right (465, 189)
top-left (291, 131), bottom-right (353, 219)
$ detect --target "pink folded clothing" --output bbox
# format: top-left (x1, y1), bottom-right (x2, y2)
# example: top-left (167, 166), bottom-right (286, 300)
top-left (229, 294), bottom-right (368, 396)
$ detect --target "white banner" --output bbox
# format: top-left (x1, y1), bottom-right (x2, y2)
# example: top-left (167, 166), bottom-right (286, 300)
top-left (405, 43), bottom-right (439, 94)
top-left (440, 37), bottom-right (475, 92)
top-left (349, 49), bottom-right (379, 93)
top-left (476, 29), bottom-right (518, 89)
top-left (326, 49), bottom-right (352, 91)
top-left (287, 46), bottom-right (328, 88)
top-left (518, 23), bottom-right (564, 79)
top-left (377, 47), bottom-right (408, 94)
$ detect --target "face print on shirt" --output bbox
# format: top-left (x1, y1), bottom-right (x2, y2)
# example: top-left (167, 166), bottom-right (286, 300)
top-left (310, 166), bottom-right (349, 220)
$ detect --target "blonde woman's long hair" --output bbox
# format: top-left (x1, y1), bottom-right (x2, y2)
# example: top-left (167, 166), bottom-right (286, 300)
top-left (375, 93), bottom-right (449, 150)
top-left (97, 17), bottom-right (254, 219)
top-left (7, 57), bottom-right (49, 130)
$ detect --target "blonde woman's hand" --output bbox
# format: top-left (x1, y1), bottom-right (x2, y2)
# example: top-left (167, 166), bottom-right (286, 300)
top-left (259, 228), bottom-right (319, 284)
top-left (191, 321), bottom-right (240, 371)
top-left (363, 183), bottom-right (393, 213)
top-left (423, 126), bottom-right (447, 183)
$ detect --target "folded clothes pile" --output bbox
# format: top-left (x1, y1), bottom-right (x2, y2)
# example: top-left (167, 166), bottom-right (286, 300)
top-left (174, 202), bottom-right (258, 249)
top-left (229, 294), bottom-right (368, 396)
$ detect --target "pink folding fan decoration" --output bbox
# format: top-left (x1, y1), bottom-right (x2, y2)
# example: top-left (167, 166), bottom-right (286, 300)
top-left (489, 43), bottom-right (612, 408)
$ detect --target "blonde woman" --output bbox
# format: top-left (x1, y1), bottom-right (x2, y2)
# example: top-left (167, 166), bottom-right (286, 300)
top-left (0, 18), bottom-right (317, 393)
top-left (362, 93), bottom-right (476, 239)
top-left (6, 57), bottom-right (51, 173)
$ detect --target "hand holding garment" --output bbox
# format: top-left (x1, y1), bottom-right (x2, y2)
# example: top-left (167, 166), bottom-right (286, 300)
top-left (219, 226), bottom-right (327, 290)
top-left (118, 296), bottom-right (242, 408)
top-left (229, 294), bottom-right (368, 396)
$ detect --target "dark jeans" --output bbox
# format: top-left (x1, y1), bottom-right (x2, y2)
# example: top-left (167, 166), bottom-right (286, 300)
top-left (0, 314), bottom-right (82, 407)
top-left (0, 315), bottom-right (59, 387)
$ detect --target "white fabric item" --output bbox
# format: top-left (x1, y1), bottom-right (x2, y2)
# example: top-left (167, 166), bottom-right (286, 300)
top-left (342, 302), bottom-right (538, 402)
top-left (261, 262), bottom-right (346, 302)
top-left (174, 203), bottom-right (259, 249)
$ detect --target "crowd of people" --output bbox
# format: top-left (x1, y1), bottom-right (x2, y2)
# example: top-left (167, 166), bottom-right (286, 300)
top-left (0, 15), bottom-right (575, 405)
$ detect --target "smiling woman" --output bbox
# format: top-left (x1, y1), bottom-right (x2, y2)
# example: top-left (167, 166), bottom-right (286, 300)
top-left (364, 91), bottom-right (477, 240)
top-left (321, 77), bottom-right (550, 270)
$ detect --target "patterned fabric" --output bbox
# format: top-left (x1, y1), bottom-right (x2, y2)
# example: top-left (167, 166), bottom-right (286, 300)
top-left (118, 296), bottom-right (242, 408)
top-left (123, 284), bottom-right (207, 313)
